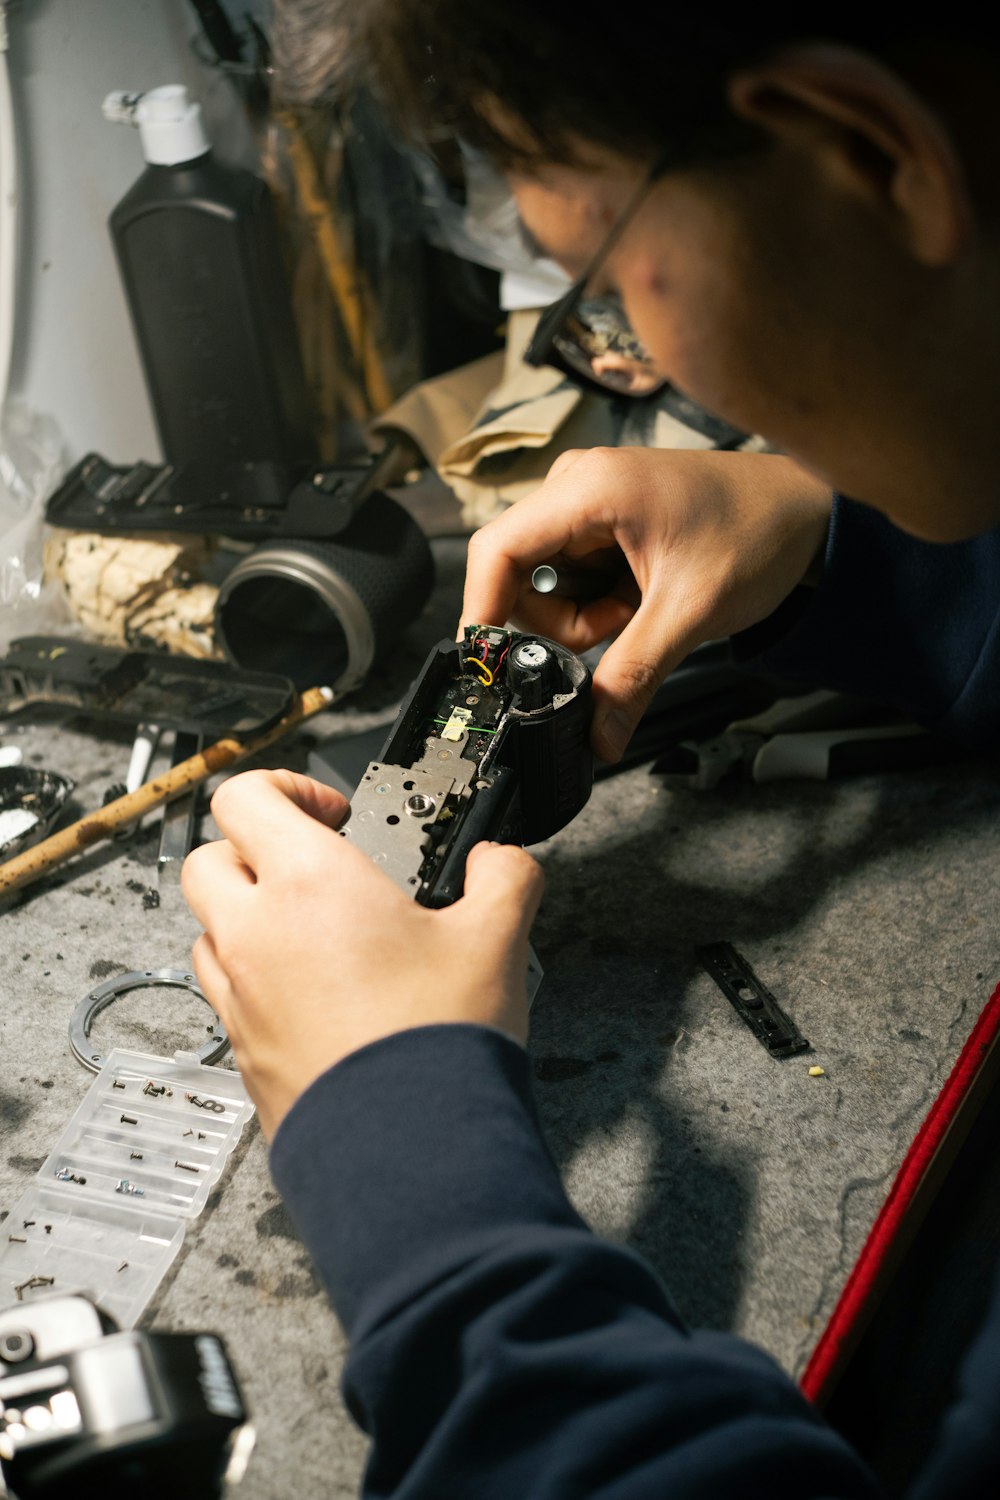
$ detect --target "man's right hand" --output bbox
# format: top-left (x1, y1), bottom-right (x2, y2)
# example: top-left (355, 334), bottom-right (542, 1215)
top-left (460, 448), bottom-right (832, 763)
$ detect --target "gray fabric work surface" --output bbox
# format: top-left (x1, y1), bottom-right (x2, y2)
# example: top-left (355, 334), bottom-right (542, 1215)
top-left (1, 534), bottom-right (999, 1498)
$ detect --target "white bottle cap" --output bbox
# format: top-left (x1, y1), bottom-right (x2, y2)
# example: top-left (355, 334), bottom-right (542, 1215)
top-left (103, 85), bottom-right (210, 166)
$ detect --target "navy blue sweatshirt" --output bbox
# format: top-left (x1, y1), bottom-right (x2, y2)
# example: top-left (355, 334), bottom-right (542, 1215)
top-left (271, 498), bottom-right (1000, 1497)
top-left (271, 1028), bottom-right (1000, 1499)
top-left (736, 495), bottom-right (1000, 749)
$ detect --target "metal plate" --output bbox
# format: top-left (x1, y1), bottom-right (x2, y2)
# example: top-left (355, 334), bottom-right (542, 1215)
top-left (68, 968), bottom-right (230, 1073)
top-left (339, 761), bottom-right (468, 894)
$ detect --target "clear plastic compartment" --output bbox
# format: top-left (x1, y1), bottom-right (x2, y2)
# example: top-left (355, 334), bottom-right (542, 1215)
top-left (0, 1049), bottom-right (254, 1327)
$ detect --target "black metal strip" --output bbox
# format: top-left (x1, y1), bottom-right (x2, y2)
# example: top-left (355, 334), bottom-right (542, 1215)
top-left (695, 942), bottom-right (810, 1058)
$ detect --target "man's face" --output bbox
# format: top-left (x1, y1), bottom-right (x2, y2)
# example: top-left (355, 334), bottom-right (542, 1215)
top-left (512, 143), bottom-right (1000, 542)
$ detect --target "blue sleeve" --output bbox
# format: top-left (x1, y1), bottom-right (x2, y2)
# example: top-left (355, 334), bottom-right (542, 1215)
top-left (907, 1270), bottom-right (1000, 1500)
top-left (734, 495), bottom-right (1000, 750)
top-left (269, 1024), bottom-right (881, 1499)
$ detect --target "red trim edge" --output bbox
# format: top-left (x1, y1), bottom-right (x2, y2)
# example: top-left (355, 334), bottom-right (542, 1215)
top-left (801, 978), bottom-right (1000, 1404)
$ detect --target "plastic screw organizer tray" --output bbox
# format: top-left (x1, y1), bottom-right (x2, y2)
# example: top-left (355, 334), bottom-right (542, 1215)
top-left (0, 1049), bottom-right (254, 1328)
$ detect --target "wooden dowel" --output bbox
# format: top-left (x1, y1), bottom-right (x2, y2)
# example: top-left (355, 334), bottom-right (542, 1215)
top-left (278, 109), bottom-right (395, 415)
top-left (0, 685), bottom-right (334, 897)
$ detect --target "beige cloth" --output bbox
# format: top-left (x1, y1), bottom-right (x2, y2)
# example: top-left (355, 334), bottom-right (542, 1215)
top-left (374, 309), bottom-right (758, 528)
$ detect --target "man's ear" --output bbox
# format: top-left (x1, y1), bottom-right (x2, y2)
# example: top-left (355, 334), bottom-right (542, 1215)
top-left (727, 45), bottom-right (974, 266)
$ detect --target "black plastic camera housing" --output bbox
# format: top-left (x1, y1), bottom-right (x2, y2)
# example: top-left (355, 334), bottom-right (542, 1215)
top-left (340, 626), bottom-right (593, 907)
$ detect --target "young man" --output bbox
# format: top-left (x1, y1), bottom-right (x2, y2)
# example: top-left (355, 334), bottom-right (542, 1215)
top-left (182, 10), bottom-right (1000, 1495)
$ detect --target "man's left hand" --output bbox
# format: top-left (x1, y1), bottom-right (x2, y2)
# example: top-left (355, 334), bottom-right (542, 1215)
top-left (181, 768), bottom-right (544, 1138)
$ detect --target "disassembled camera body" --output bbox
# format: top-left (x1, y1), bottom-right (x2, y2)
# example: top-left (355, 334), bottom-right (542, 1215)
top-left (0, 1295), bottom-right (251, 1499)
top-left (341, 626), bottom-right (593, 906)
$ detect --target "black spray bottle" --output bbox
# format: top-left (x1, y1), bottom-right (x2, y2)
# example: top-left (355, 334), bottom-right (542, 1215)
top-left (105, 85), bottom-right (315, 467)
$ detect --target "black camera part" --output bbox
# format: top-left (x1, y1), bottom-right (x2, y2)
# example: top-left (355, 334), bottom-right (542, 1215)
top-left (0, 636), bottom-right (295, 737)
top-left (0, 1295), bottom-right (251, 1500)
top-left (695, 942), bottom-right (810, 1059)
top-left (340, 626), bottom-right (592, 907)
top-left (43, 447), bottom-right (400, 542)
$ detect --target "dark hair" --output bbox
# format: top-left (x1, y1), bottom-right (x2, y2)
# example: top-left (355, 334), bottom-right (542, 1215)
top-left (273, 5), bottom-right (999, 189)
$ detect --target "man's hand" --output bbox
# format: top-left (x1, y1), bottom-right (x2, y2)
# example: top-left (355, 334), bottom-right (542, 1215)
top-left (461, 449), bottom-right (832, 762)
top-left (181, 769), bottom-right (544, 1139)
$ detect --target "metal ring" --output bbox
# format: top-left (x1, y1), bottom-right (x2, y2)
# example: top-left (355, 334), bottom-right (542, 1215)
top-left (68, 967), bottom-right (230, 1073)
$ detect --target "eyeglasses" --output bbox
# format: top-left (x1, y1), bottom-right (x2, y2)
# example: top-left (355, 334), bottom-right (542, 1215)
top-left (523, 152), bottom-right (671, 400)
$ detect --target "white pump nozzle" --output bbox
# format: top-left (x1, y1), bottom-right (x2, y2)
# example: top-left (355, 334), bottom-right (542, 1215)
top-left (103, 85), bottom-right (210, 166)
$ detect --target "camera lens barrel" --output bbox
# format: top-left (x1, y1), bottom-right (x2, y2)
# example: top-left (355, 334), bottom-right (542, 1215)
top-left (214, 490), bottom-right (434, 693)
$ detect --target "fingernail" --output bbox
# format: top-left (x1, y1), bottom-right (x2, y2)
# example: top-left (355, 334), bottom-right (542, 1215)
top-left (599, 709), bottom-right (632, 761)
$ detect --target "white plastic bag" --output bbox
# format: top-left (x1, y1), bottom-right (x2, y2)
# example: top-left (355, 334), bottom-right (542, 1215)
top-left (0, 400), bottom-right (69, 648)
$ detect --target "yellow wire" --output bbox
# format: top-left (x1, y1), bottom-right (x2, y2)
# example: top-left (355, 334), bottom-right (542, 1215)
top-left (464, 657), bottom-right (494, 686)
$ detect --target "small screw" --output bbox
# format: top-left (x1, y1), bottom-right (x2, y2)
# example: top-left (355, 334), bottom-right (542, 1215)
top-left (175, 1160), bottom-right (199, 1173)
top-left (22, 1221), bottom-right (35, 1229)
top-left (117, 1261), bottom-right (128, 1273)
top-left (183, 1129), bottom-right (194, 1137)
top-left (8, 1235), bottom-right (26, 1244)
top-left (55, 1169), bottom-right (86, 1185)
top-left (112, 1079), bottom-right (126, 1090)
top-left (14, 1274), bottom-right (55, 1301)
top-left (130, 1151), bottom-right (143, 1161)
top-left (44, 1224), bottom-right (52, 1235)
top-left (198, 1132), bottom-right (206, 1141)
top-left (121, 1114), bottom-right (138, 1125)
top-left (115, 1179), bottom-right (144, 1196)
